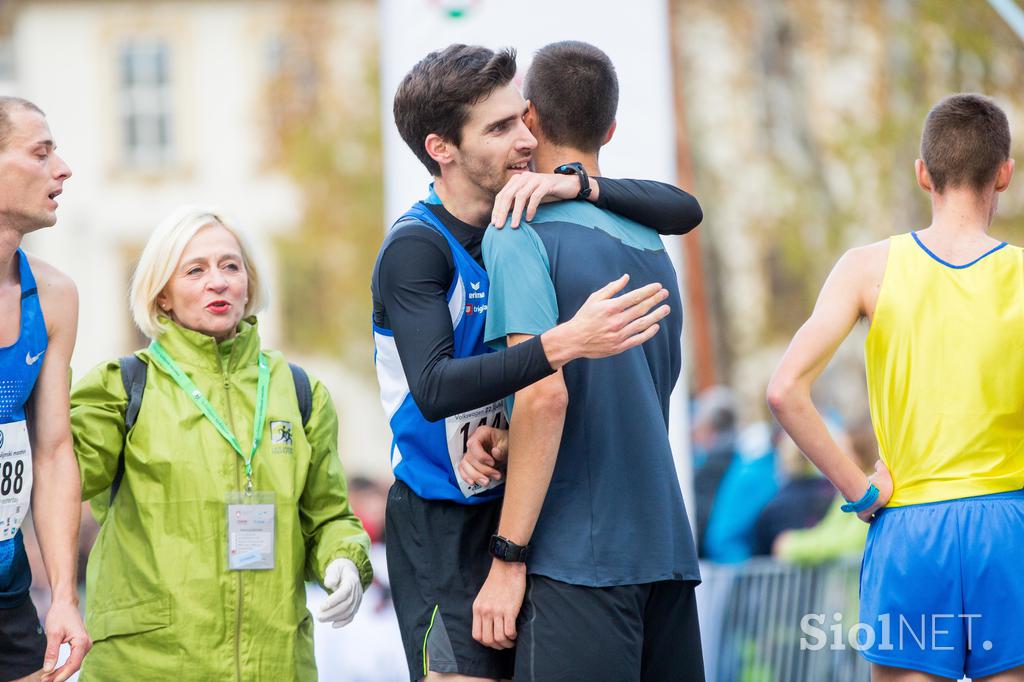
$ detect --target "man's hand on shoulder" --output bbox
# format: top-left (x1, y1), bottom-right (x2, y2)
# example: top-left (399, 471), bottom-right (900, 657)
top-left (491, 171), bottom-right (592, 229)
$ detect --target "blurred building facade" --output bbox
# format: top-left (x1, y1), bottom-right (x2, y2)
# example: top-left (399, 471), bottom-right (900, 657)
top-left (2, 0), bottom-right (392, 477)
top-left (5, 0), bottom-right (1024, 470)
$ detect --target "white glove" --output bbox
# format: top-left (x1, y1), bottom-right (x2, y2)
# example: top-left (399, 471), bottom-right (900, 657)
top-left (318, 558), bottom-right (364, 628)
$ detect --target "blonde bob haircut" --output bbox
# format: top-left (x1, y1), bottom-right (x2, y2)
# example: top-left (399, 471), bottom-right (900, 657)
top-left (129, 205), bottom-right (269, 339)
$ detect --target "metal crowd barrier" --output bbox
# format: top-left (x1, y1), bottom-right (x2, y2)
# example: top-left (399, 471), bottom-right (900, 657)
top-left (696, 558), bottom-right (871, 682)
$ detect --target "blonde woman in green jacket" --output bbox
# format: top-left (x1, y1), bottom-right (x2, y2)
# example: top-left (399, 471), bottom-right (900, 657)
top-left (70, 206), bottom-right (372, 681)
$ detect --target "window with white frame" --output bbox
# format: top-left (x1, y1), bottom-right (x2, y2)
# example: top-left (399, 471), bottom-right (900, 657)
top-left (0, 39), bottom-right (16, 83)
top-left (118, 40), bottom-right (173, 169)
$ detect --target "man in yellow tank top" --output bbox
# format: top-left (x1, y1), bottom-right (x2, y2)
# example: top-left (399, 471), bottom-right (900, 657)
top-left (769, 94), bottom-right (1024, 682)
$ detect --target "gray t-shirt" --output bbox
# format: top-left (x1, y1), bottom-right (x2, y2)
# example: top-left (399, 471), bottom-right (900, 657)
top-left (483, 201), bottom-right (700, 587)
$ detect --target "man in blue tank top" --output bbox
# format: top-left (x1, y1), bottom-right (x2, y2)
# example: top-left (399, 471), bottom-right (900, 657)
top-left (0, 97), bottom-right (90, 682)
top-left (473, 43), bottom-right (703, 681)
top-left (375, 45), bottom-right (702, 681)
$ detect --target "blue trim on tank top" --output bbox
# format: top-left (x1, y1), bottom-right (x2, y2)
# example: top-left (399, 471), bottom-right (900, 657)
top-left (0, 250), bottom-right (38, 352)
top-left (403, 201), bottom-right (476, 303)
top-left (911, 231), bottom-right (1008, 269)
top-left (388, 210), bottom-right (461, 303)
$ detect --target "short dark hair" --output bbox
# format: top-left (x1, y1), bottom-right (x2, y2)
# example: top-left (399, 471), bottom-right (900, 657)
top-left (393, 44), bottom-right (517, 176)
top-left (523, 41), bottom-right (618, 153)
top-left (0, 97), bottom-right (43, 151)
top-left (921, 94), bottom-right (1010, 194)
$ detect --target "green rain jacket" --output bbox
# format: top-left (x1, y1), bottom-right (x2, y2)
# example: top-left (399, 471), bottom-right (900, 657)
top-left (71, 319), bottom-right (372, 681)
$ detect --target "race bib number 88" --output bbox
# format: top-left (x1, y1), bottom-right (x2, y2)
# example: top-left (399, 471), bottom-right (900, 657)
top-left (0, 420), bottom-right (32, 541)
top-left (445, 401), bottom-right (508, 498)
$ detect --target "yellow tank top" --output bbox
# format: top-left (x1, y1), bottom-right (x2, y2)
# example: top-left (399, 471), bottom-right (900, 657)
top-left (866, 232), bottom-right (1024, 506)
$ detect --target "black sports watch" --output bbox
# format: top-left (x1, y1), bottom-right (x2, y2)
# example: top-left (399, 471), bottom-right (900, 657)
top-left (489, 534), bottom-right (530, 563)
top-left (554, 162), bottom-right (592, 200)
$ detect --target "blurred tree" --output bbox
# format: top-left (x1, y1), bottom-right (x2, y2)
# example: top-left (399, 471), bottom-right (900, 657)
top-left (674, 0), bottom-right (1024, 413)
top-left (264, 0), bottom-right (382, 369)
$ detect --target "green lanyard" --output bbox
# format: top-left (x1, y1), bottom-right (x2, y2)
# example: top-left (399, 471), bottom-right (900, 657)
top-left (149, 340), bottom-right (270, 493)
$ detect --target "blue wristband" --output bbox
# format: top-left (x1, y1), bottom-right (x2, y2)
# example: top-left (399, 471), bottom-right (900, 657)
top-left (841, 483), bottom-right (880, 513)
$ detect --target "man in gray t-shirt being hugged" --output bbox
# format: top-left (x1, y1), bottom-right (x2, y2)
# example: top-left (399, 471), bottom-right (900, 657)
top-left (461, 41), bottom-right (704, 681)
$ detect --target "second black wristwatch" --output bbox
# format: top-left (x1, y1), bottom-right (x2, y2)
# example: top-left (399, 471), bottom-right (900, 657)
top-left (554, 162), bottom-right (592, 200)
top-left (489, 534), bottom-right (530, 563)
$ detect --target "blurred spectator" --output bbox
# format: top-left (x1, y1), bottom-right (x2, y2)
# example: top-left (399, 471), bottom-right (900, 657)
top-left (772, 418), bottom-right (877, 564)
top-left (347, 476), bottom-right (387, 543)
top-left (703, 421), bottom-right (780, 563)
top-left (691, 385), bottom-right (740, 556)
top-left (752, 428), bottom-right (839, 556)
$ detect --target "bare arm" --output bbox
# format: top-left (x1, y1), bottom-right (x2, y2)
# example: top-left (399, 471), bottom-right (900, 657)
top-left (25, 260), bottom-right (90, 680)
top-left (491, 335), bottom-right (567, 547)
top-left (472, 333), bottom-right (568, 650)
top-left (766, 244), bottom-right (892, 520)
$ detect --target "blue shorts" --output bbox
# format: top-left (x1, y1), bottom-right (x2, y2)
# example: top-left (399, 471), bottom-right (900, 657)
top-left (859, 489), bottom-right (1024, 678)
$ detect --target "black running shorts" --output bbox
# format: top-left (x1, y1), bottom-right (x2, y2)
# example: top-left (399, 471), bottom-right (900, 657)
top-left (0, 596), bottom-right (46, 682)
top-left (515, 575), bottom-right (705, 681)
top-left (386, 479), bottom-right (514, 681)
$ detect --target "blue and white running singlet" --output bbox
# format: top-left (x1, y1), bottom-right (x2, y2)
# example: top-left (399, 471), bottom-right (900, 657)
top-left (373, 190), bottom-right (507, 504)
top-left (0, 249), bottom-right (47, 606)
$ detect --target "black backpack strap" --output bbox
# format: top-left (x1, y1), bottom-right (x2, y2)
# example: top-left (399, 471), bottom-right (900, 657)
top-left (112, 355), bottom-right (148, 506)
top-left (288, 363), bottom-right (313, 428)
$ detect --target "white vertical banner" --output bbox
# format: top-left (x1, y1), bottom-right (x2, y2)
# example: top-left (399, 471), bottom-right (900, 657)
top-left (379, 0), bottom-right (695, 527)
top-left (379, 0), bottom-right (677, 218)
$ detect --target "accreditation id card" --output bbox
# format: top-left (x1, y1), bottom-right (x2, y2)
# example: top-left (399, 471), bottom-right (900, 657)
top-left (226, 491), bottom-right (275, 570)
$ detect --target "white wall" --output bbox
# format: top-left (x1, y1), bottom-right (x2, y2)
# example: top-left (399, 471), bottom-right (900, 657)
top-left (379, 0), bottom-right (678, 220)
